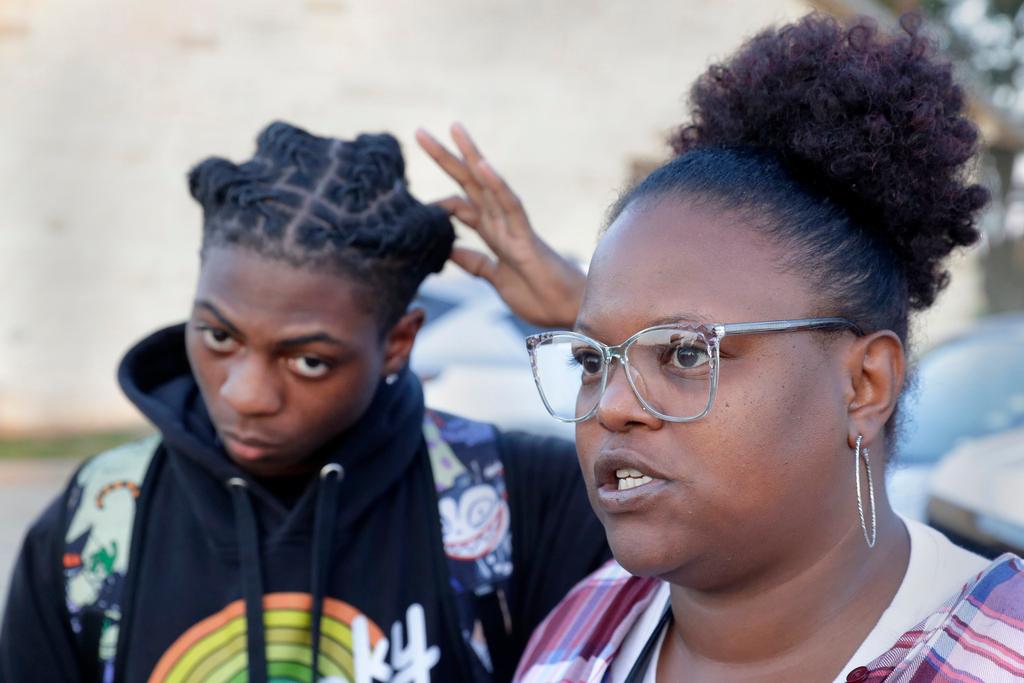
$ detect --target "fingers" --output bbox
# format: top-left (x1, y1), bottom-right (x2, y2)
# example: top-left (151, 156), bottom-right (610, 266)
top-left (451, 125), bottom-right (508, 208)
top-left (417, 126), bottom-right (490, 213)
top-left (434, 195), bottom-right (480, 228)
top-left (475, 159), bottom-right (526, 218)
top-left (428, 124), bottom-right (509, 245)
top-left (450, 245), bottom-right (499, 284)
top-left (415, 128), bottom-right (476, 189)
top-left (471, 158), bottom-right (535, 247)
top-left (451, 123), bottom-right (486, 169)
top-left (420, 125), bottom-right (508, 211)
top-left (421, 124), bottom-right (531, 245)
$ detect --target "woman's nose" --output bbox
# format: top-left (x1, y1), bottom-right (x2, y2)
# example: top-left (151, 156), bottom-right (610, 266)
top-left (595, 361), bottom-right (662, 432)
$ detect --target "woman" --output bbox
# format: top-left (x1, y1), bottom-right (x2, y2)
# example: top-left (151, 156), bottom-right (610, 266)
top-left (419, 14), bottom-right (1024, 682)
top-left (0, 122), bottom-right (609, 683)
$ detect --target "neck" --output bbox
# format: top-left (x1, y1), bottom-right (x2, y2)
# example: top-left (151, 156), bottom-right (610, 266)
top-left (666, 502), bottom-right (909, 668)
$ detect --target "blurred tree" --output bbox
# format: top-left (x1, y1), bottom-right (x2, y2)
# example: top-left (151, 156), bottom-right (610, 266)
top-left (879, 0), bottom-right (1024, 114)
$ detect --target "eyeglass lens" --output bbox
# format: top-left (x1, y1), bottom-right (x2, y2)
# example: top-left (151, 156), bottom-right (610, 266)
top-left (530, 329), bottom-right (714, 421)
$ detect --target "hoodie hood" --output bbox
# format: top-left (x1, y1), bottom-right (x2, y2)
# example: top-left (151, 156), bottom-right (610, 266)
top-left (117, 323), bottom-right (426, 547)
top-left (118, 323), bottom-right (432, 683)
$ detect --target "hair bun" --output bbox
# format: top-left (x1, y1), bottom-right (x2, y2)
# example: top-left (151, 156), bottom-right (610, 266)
top-left (672, 13), bottom-right (989, 309)
top-left (188, 157), bottom-right (244, 209)
top-left (349, 133), bottom-right (405, 187)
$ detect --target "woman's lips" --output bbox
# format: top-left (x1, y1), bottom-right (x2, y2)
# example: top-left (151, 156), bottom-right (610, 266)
top-left (596, 476), bottom-right (670, 511)
top-left (615, 468), bottom-right (654, 490)
top-left (593, 451), bottom-right (672, 512)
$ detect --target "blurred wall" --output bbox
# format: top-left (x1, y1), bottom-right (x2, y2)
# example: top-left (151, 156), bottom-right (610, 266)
top-left (1, 0), bottom-right (986, 434)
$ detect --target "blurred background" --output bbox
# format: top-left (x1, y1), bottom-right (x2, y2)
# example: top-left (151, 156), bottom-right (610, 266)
top-left (1, 0), bottom-right (1023, 605)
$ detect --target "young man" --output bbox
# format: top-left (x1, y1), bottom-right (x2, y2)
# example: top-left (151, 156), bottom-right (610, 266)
top-left (0, 122), bottom-right (608, 683)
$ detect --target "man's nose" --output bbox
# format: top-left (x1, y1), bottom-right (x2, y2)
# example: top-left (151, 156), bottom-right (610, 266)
top-left (220, 354), bottom-right (284, 417)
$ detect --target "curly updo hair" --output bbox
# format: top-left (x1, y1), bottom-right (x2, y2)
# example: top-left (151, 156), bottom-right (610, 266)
top-left (188, 122), bottom-right (454, 329)
top-left (615, 13), bottom-right (989, 346)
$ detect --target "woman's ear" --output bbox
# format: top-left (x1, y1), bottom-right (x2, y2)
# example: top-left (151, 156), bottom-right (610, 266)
top-left (843, 331), bottom-right (905, 449)
top-left (381, 308), bottom-right (426, 377)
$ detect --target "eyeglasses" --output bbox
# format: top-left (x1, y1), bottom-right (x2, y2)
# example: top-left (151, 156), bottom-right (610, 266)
top-left (525, 317), bottom-right (863, 423)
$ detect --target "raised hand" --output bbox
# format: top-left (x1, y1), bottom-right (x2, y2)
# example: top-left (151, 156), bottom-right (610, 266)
top-left (416, 123), bottom-right (585, 329)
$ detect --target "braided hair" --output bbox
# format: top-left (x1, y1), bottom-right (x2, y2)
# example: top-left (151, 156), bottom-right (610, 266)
top-left (188, 121), bottom-right (454, 328)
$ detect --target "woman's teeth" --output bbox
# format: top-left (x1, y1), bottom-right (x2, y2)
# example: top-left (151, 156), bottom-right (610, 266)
top-left (616, 468), bottom-right (653, 490)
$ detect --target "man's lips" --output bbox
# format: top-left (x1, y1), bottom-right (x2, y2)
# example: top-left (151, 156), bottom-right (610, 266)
top-left (221, 431), bottom-right (282, 459)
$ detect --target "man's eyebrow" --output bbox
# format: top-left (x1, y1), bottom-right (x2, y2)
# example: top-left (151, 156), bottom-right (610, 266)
top-left (276, 333), bottom-right (352, 350)
top-left (194, 300), bottom-right (241, 336)
top-left (194, 302), bottom-right (353, 349)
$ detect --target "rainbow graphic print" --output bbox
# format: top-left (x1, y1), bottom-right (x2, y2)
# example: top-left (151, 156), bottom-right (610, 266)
top-left (149, 593), bottom-right (386, 683)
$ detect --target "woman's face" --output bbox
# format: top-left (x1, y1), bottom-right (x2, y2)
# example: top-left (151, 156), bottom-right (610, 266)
top-left (186, 246), bottom-right (419, 478)
top-left (575, 197), bottom-right (858, 589)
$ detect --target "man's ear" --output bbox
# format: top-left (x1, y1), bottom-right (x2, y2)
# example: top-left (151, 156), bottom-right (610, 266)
top-left (843, 331), bottom-right (905, 449)
top-left (381, 308), bottom-right (426, 377)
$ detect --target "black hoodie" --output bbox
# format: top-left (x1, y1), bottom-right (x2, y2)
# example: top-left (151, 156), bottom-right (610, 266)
top-left (0, 325), bottom-right (609, 683)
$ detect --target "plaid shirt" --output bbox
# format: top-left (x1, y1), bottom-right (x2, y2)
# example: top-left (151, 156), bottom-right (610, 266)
top-left (515, 554), bottom-right (1024, 682)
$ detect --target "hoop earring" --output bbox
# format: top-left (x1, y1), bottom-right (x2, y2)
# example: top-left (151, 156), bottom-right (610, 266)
top-left (854, 435), bottom-right (877, 549)
top-left (385, 373), bottom-right (399, 386)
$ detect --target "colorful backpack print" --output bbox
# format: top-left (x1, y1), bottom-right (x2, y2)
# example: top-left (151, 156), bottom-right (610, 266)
top-left (63, 435), bottom-right (160, 683)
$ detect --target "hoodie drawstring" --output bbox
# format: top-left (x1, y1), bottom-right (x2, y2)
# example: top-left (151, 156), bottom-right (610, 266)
top-left (227, 477), bottom-right (268, 683)
top-left (227, 464), bottom-right (344, 683)
top-left (309, 463), bottom-right (344, 682)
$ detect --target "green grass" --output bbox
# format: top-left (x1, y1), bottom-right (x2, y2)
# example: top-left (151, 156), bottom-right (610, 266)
top-left (0, 430), bottom-right (154, 460)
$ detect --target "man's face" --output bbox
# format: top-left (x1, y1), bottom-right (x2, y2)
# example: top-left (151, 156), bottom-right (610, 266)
top-left (185, 246), bottom-right (413, 477)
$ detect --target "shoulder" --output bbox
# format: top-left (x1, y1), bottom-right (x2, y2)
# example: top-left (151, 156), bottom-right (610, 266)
top-left (943, 553), bottom-right (1024, 627)
top-left (878, 554), bottom-right (1024, 680)
top-left (423, 408), bottom-right (498, 444)
top-left (958, 553), bottom-right (1024, 621)
top-left (10, 437), bottom-right (160, 588)
top-left (62, 435), bottom-right (161, 570)
top-left (63, 435), bottom-right (162, 522)
top-left (496, 429), bottom-right (589, 518)
top-left (515, 560), bottom-right (661, 682)
top-left (18, 491), bottom-right (66, 556)
top-left (61, 436), bottom-right (162, 625)
top-left (932, 554), bottom-right (1024, 667)
top-left (423, 408), bottom-right (578, 477)
top-left (497, 429), bottom-right (575, 454)
top-left (19, 435), bottom-right (158, 544)
top-left (71, 435), bottom-right (162, 488)
top-left (495, 429), bottom-right (577, 474)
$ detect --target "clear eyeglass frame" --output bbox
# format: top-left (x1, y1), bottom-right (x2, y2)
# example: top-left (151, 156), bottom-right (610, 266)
top-left (524, 317), bottom-right (863, 424)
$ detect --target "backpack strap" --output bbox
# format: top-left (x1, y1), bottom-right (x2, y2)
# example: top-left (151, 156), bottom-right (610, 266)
top-left (62, 435), bottom-right (160, 682)
top-left (423, 409), bottom-right (516, 682)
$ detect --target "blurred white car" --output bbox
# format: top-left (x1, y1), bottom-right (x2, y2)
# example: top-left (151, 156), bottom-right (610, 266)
top-left (888, 313), bottom-right (1024, 522)
top-left (926, 427), bottom-right (1024, 556)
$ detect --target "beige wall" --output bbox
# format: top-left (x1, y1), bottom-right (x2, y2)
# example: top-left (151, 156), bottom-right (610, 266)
top-left (4, 0), bottom-right (983, 434)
